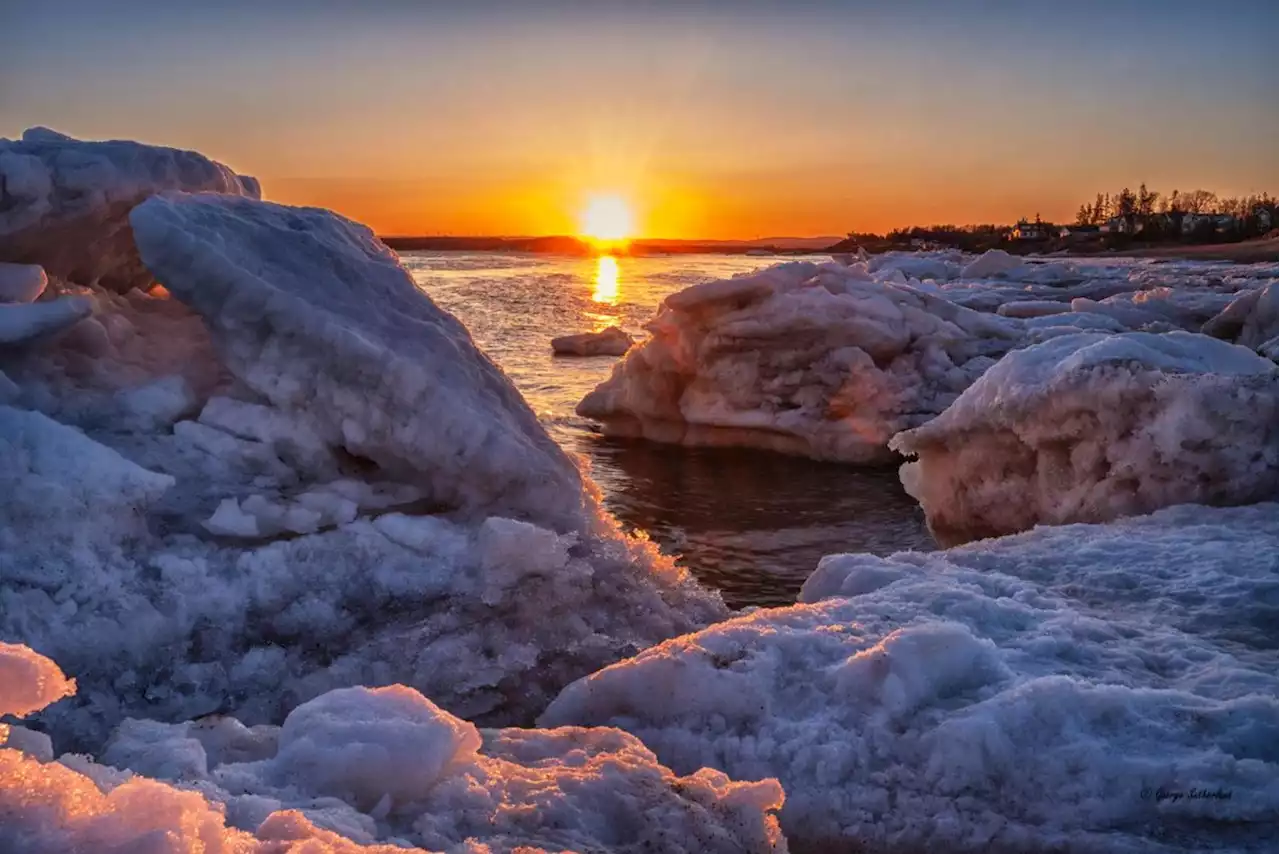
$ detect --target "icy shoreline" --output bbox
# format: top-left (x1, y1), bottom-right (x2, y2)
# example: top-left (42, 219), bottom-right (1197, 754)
top-left (1, 129), bottom-right (1276, 853)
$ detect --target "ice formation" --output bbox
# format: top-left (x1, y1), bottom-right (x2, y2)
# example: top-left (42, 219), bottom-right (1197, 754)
top-left (551, 325), bottom-right (634, 357)
top-left (543, 504), bottom-right (1279, 853)
top-left (0, 156), bottom-right (723, 752)
top-left (0, 643), bottom-right (787, 853)
top-left (960, 248), bottom-right (1026, 279)
top-left (891, 331), bottom-right (1278, 544)
top-left (0, 295), bottom-right (93, 345)
top-left (0, 127), bottom-right (259, 292)
top-left (129, 192), bottom-right (585, 531)
top-left (1202, 282), bottom-right (1277, 359)
top-left (578, 260), bottom-right (1021, 462)
top-left (0, 261), bottom-right (48, 303)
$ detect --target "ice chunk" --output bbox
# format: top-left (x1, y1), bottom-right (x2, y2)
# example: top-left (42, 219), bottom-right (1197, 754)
top-left (0, 296), bottom-right (93, 345)
top-left (551, 325), bottom-right (633, 356)
top-left (131, 193), bottom-right (586, 532)
top-left (0, 129), bottom-right (258, 292)
top-left (268, 685), bottom-right (482, 809)
top-left (0, 642), bottom-right (786, 853)
top-left (891, 331), bottom-right (1278, 544)
top-left (577, 260), bottom-right (1020, 463)
top-left (0, 641), bottom-right (76, 718)
top-left (113, 375), bottom-right (197, 430)
top-left (0, 404), bottom-right (174, 548)
top-left (960, 248), bottom-right (1025, 279)
top-left (197, 395), bottom-right (336, 476)
top-left (0, 262), bottom-right (47, 303)
top-left (543, 505), bottom-right (1278, 853)
top-left (1202, 283), bottom-right (1278, 353)
top-left (1, 195), bottom-right (722, 756)
top-left (868, 251), bottom-right (960, 281)
top-left (995, 299), bottom-right (1071, 318)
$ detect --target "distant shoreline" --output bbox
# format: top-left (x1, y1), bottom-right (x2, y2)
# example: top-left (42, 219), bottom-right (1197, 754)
top-left (379, 235), bottom-right (835, 256)
top-left (1057, 237), bottom-right (1277, 264)
top-left (381, 234), bottom-right (1278, 263)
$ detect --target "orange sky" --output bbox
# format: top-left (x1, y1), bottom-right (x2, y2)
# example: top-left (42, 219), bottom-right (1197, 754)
top-left (3, 3), bottom-right (1276, 239)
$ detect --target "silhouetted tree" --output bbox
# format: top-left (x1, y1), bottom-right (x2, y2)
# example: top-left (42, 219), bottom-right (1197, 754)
top-left (1137, 183), bottom-right (1158, 218)
top-left (1182, 189), bottom-right (1218, 214)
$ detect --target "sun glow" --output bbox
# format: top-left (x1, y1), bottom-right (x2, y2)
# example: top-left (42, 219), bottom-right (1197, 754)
top-left (578, 193), bottom-right (635, 242)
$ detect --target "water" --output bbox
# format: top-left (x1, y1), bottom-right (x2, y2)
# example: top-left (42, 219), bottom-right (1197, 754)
top-left (401, 251), bottom-right (934, 607)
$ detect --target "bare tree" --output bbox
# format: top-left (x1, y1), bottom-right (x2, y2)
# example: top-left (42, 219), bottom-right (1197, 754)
top-left (1138, 183), bottom-right (1158, 218)
top-left (1182, 189), bottom-right (1218, 214)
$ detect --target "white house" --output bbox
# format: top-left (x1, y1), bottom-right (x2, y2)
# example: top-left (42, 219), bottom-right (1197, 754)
top-left (1010, 219), bottom-right (1048, 240)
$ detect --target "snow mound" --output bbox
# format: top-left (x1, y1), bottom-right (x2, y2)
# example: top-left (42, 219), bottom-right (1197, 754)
top-left (891, 331), bottom-right (1278, 544)
top-left (543, 504), bottom-right (1279, 853)
top-left (577, 260), bottom-right (1021, 462)
top-left (131, 192), bottom-right (584, 532)
top-left (0, 128), bottom-right (258, 292)
top-left (0, 643), bottom-right (786, 854)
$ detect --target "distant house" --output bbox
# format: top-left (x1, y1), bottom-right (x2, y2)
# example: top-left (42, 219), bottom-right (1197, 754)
top-left (1181, 213), bottom-right (1237, 235)
top-left (1059, 225), bottom-right (1100, 240)
top-left (1010, 219), bottom-right (1049, 240)
top-left (1101, 217), bottom-right (1145, 235)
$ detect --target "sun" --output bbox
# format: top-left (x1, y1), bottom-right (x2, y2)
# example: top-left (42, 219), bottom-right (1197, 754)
top-left (578, 193), bottom-right (635, 243)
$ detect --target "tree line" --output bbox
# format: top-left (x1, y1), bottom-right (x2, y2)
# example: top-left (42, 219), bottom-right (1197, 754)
top-left (1074, 185), bottom-right (1277, 230)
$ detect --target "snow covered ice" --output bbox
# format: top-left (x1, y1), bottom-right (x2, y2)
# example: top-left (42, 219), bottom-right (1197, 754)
top-left (576, 251), bottom-right (1278, 463)
top-left (543, 504), bottom-right (1279, 853)
top-left (129, 192), bottom-right (587, 532)
top-left (0, 642), bottom-right (787, 853)
top-left (1, 126), bottom-right (1277, 853)
top-left (0, 135), bottom-right (724, 755)
top-left (892, 331), bottom-right (1278, 544)
top-left (551, 325), bottom-right (634, 357)
top-left (0, 128), bottom-right (260, 293)
top-left (578, 259), bottom-right (1022, 462)
top-left (0, 261), bottom-right (48, 303)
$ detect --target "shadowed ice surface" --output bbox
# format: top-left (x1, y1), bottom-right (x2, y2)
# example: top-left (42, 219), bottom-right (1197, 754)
top-left (402, 251), bottom-right (935, 606)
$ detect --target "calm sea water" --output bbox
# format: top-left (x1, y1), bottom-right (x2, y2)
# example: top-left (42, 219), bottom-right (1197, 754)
top-left (402, 252), bottom-right (933, 607)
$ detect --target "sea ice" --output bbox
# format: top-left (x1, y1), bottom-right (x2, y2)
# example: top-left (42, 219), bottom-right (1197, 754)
top-left (1, 190), bottom-right (724, 753)
top-left (891, 331), bottom-right (1278, 544)
top-left (0, 643), bottom-right (787, 853)
top-left (130, 192), bottom-right (585, 531)
top-left (1202, 282), bottom-right (1277, 357)
top-left (543, 504), bottom-right (1279, 853)
top-left (577, 260), bottom-right (1021, 462)
top-left (551, 325), bottom-right (633, 356)
top-left (0, 128), bottom-right (259, 292)
top-left (960, 248), bottom-right (1026, 279)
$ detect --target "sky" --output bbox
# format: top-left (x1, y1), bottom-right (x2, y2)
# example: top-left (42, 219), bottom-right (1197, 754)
top-left (2, 0), bottom-right (1276, 239)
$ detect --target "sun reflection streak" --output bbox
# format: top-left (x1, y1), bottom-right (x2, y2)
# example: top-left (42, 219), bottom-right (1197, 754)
top-left (593, 255), bottom-right (620, 305)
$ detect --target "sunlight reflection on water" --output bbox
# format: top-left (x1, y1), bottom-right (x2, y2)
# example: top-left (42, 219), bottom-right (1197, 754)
top-left (592, 255), bottom-right (620, 305)
top-left (401, 251), bottom-right (935, 607)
